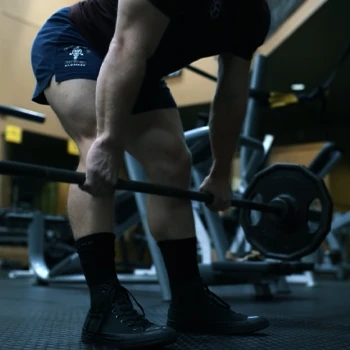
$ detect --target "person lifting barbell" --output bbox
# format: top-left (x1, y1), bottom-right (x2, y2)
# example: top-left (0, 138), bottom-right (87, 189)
top-left (30, 0), bottom-right (271, 348)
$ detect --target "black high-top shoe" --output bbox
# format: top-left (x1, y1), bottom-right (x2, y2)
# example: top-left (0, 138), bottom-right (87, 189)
top-left (167, 281), bottom-right (269, 335)
top-left (81, 281), bottom-right (177, 348)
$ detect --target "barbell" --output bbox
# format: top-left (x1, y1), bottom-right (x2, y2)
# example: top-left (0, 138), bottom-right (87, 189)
top-left (0, 160), bottom-right (333, 261)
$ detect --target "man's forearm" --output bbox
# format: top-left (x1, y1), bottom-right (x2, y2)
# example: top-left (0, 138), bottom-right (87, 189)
top-left (96, 46), bottom-right (146, 145)
top-left (209, 95), bottom-right (247, 180)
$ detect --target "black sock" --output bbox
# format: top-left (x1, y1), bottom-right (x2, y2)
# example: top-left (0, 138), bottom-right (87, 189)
top-left (75, 232), bottom-right (118, 289)
top-left (158, 237), bottom-right (201, 292)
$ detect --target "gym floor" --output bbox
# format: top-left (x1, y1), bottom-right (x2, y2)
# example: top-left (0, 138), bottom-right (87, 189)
top-left (0, 274), bottom-right (349, 350)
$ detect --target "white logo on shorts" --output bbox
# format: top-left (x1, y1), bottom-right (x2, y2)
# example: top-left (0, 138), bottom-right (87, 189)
top-left (63, 46), bottom-right (91, 68)
top-left (70, 47), bottom-right (84, 60)
top-left (210, 0), bottom-right (222, 19)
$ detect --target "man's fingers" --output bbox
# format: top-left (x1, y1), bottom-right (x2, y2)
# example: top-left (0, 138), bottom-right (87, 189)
top-left (207, 197), bottom-right (231, 212)
top-left (221, 198), bottom-right (231, 211)
top-left (79, 179), bottom-right (91, 193)
top-left (80, 176), bottom-right (113, 197)
top-left (206, 197), bottom-right (221, 212)
top-left (80, 182), bottom-right (99, 197)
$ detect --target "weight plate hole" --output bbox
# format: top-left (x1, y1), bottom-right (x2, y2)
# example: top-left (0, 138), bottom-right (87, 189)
top-left (308, 198), bottom-right (322, 233)
top-left (249, 193), bottom-right (263, 226)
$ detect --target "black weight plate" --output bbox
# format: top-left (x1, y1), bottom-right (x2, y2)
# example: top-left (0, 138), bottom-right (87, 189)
top-left (240, 163), bottom-right (333, 261)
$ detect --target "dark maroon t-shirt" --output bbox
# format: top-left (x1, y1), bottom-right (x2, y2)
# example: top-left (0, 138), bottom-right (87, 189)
top-left (69, 0), bottom-right (270, 79)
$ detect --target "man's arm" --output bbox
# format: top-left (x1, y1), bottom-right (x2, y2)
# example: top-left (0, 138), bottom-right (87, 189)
top-left (208, 54), bottom-right (251, 180)
top-left (96, 0), bottom-right (169, 145)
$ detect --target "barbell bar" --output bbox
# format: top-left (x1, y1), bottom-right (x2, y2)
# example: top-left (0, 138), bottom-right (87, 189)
top-left (0, 160), bottom-right (284, 216)
top-left (0, 160), bottom-right (333, 260)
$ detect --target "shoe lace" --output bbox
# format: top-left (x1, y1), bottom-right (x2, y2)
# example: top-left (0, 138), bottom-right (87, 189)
top-left (204, 286), bottom-right (231, 310)
top-left (111, 286), bottom-right (152, 328)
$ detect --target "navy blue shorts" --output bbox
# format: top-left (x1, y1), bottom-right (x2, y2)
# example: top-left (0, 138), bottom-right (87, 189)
top-left (31, 7), bottom-right (177, 114)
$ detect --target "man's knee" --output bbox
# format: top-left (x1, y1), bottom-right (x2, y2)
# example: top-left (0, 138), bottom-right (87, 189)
top-left (148, 144), bottom-right (192, 187)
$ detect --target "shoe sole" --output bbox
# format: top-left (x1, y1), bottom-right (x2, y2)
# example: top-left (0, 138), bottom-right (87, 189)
top-left (167, 318), bottom-right (269, 335)
top-left (81, 330), bottom-right (177, 349)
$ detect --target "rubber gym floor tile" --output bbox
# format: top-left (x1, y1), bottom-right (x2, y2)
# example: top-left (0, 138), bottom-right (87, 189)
top-left (0, 277), bottom-right (350, 350)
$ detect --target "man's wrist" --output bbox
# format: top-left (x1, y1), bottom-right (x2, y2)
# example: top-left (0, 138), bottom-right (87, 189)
top-left (209, 161), bottom-right (232, 181)
top-left (96, 132), bottom-right (123, 150)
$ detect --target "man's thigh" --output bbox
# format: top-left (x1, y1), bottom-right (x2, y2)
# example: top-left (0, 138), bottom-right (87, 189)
top-left (44, 78), bottom-right (97, 154)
